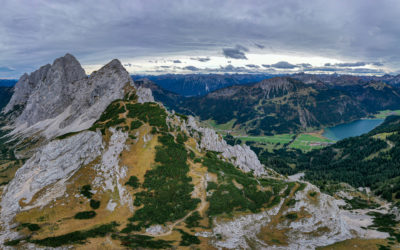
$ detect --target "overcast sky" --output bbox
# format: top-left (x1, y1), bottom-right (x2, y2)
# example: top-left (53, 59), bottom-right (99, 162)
top-left (1, 0), bottom-right (400, 78)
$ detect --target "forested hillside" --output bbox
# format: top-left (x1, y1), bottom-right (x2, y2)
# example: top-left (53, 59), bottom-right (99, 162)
top-left (0, 80), bottom-right (17, 87)
top-left (297, 115), bottom-right (400, 200)
top-left (249, 115), bottom-right (400, 202)
top-left (0, 87), bottom-right (13, 111)
top-left (168, 77), bottom-right (400, 135)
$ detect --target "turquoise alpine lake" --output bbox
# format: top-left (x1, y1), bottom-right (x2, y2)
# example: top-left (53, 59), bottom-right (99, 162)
top-left (322, 119), bottom-right (384, 141)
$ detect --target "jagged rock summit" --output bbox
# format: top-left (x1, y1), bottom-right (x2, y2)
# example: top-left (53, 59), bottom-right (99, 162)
top-left (4, 54), bottom-right (134, 138)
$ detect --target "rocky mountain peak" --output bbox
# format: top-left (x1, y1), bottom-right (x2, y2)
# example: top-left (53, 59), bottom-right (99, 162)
top-left (6, 53), bottom-right (151, 139)
top-left (104, 58), bottom-right (124, 68)
top-left (49, 53), bottom-right (86, 84)
top-left (256, 76), bottom-right (303, 92)
top-left (3, 64), bottom-right (51, 113)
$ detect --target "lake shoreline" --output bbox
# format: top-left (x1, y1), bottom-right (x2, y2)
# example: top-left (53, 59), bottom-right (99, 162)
top-left (322, 119), bottom-right (384, 141)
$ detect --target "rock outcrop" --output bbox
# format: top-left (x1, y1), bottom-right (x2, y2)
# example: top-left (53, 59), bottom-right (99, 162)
top-left (12, 54), bottom-right (87, 125)
top-left (92, 128), bottom-right (133, 212)
top-left (185, 116), bottom-right (267, 176)
top-left (0, 131), bottom-right (103, 241)
top-left (6, 54), bottom-right (152, 139)
top-left (205, 182), bottom-right (383, 249)
top-left (135, 85), bottom-right (155, 103)
top-left (4, 64), bottom-right (51, 114)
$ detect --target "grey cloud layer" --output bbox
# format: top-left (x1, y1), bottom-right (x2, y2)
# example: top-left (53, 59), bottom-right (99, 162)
top-left (164, 61), bottom-right (386, 74)
top-left (1, 0), bottom-right (400, 77)
top-left (190, 57), bottom-right (211, 62)
top-left (270, 61), bottom-right (297, 69)
top-left (222, 45), bottom-right (249, 59)
top-left (183, 65), bottom-right (200, 71)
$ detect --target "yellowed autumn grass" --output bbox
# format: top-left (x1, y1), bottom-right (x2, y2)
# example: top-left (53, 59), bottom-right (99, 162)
top-left (317, 238), bottom-right (389, 250)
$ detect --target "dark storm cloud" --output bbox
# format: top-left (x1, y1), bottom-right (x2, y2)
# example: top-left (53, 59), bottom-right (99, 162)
top-left (305, 66), bottom-right (384, 74)
top-left (190, 57), bottom-right (211, 62)
top-left (1, 0), bottom-right (400, 77)
top-left (335, 62), bottom-right (367, 67)
top-left (173, 60), bottom-right (182, 64)
top-left (372, 62), bottom-right (384, 66)
top-left (183, 65), bottom-right (200, 71)
top-left (307, 67), bottom-right (340, 72)
top-left (270, 61), bottom-right (297, 69)
top-left (222, 45), bottom-right (249, 59)
top-left (350, 68), bottom-right (384, 74)
top-left (246, 64), bottom-right (260, 68)
top-left (218, 65), bottom-right (248, 72)
top-left (297, 63), bottom-right (312, 68)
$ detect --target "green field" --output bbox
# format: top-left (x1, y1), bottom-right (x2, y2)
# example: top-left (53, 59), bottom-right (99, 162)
top-left (206, 119), bottom-right (335, 151)
top-left (237, 133), bottom-right (333, 152)
top-left (238, 134), bottom-right (294, 144)
top-left (289, 134), bottom-right (333, 151)
top-left (236, 134), bottom-right (333, 151)
top-left (373, 109), bottom-right (400, 119)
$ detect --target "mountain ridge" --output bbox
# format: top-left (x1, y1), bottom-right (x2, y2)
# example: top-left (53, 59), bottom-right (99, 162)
top-left (3, 54), bottom-right (138, 141)
top-left (147, 76), bottom-right (400, 135)
top-left (0, 54), bottom-right (392, 249)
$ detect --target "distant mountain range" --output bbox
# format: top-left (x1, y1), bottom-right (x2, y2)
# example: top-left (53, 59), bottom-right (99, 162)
top-left (132, 74), bottom-right (278, 96)
top-left (132, 73), bottom-right (400, 97)
top-left (4, 72), bottom-right (400, 95)
top-left (0, 79), bottom-right (17, 87)
top-left (138, 76), bottom-right (400, 135)
top-left (292, 72), bottom-right (400, 87)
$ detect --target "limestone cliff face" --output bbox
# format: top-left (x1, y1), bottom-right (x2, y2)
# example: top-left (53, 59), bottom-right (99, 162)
top-left (4, 64), bottom-right (51, 114)
top-left (0, 131), bottom-right (103, 244)
top-left (6, 54), bottom-right (142, 138)
top-left (184, 116), bottom-right (268, 176)
top-left (206, 183), bottom-right (351, 249)
top-left (135, 84), bottom-right (155, 103)
top-left (12, 54), bottom-right (87, 125)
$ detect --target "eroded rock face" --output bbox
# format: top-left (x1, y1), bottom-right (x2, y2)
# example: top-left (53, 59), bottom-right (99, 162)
top-left (4, 64), bottom-right (51, 114)
top-left (208, 201), bottom-right (284, 249)
top-left (206, 182), bottom-right (390, 249)
top-left (15, 54), bottom-right (87, 126)
top-left (0, 131), bottom-right (103, 242)
top-left (205, 184), bottom-right (348, 249)
top-left (135, 85), bottom-right (155, 103)
top-left (185, 116), bottom-right (267, 176)
top-left (283, 184), bottom-right (352, 249)
top-left (7, 54), bottom-right (139, 139)
top-left (93, 128), bottom-right (133, 212)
